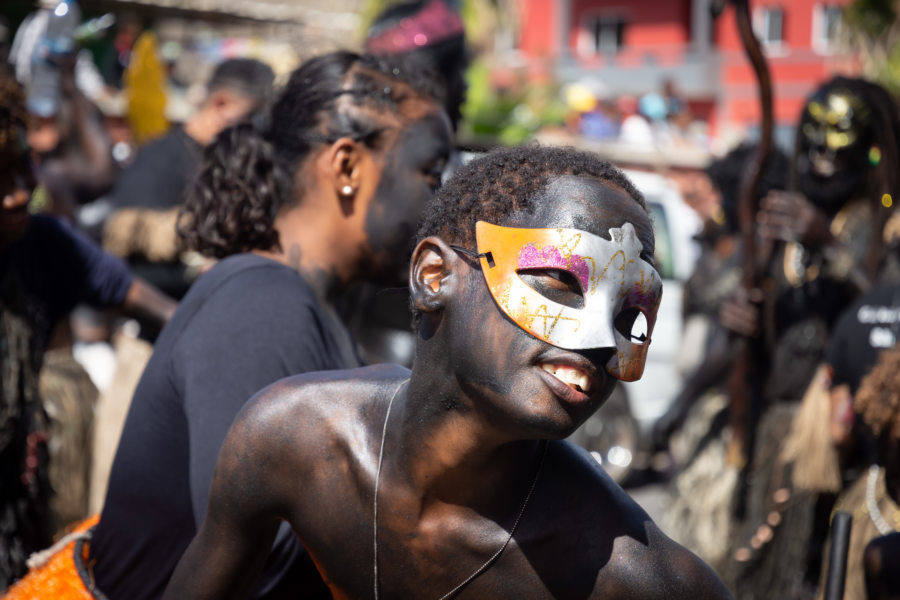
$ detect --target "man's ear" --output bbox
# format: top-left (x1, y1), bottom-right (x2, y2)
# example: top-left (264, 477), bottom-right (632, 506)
top-left (328, 137), bottom-right (369, 216)
top-left (410, 236), bottom-right (462, 313)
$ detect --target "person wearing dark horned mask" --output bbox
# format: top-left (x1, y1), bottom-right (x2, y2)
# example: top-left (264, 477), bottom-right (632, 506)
top-left (165, 145), bottom-right (731, 600)
top-left (718, 76), bottom-right (900, 599)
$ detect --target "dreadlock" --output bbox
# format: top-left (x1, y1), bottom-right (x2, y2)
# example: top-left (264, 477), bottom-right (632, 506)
top-left (0, 69), bottom-right (53, 587)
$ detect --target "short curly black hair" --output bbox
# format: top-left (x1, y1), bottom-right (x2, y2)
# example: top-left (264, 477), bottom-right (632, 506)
top-left (416, 144), bottom-right (647, 248)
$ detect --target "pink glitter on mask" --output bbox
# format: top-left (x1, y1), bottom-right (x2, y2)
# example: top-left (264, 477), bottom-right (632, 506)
top-left (517, 244), bottom-right (591, 291)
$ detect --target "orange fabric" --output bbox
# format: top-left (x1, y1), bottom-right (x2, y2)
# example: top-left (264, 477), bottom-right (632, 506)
top-left (4, 515), bottom-right (100, 600)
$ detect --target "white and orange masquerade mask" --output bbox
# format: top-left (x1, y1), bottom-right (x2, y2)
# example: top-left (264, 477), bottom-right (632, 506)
top-left (462, 221), bottom-right (662, 382)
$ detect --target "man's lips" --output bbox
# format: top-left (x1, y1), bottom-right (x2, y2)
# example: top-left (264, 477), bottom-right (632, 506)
top-left (538, 363), bottom-right (591, 393)
top-left (533, 350), bottom-right (603, 404)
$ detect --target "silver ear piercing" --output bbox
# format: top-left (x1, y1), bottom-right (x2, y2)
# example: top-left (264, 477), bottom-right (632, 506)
top-left (341, 185), bottom-right (353, 195)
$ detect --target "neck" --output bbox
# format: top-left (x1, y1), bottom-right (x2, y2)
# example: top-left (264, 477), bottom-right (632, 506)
top-left (383, 358), bottom-right (544, 511)
top-left (254, 205), bottom-right (356, 303)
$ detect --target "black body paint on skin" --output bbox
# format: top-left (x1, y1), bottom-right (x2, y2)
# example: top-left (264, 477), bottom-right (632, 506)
top-left (363, 113), bottom-right (451, 283)
top-left (443, 176), bottom-right (650, 440)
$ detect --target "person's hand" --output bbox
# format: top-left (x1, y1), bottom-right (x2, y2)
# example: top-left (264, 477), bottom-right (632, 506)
top-left (719, 286), bottom-right (763, 338)
top-left (757, 190), bottom-right (835, 249)
top-left (829, 383), bottom-right (855, 448)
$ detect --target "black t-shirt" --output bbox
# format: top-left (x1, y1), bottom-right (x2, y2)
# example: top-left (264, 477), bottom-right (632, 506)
top-left (0, 214), bottom-right (133, 353)
top-left (108, 127), bottom-right (202, 210)
top-left (91, 254), bottom-right (355, 600)
top-left (826, 283), bottom-right (900, 394)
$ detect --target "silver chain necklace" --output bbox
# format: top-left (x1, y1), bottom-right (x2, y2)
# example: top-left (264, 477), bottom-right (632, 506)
top-left (372, 379), bottom-right (548, 600)
top-left (866, 464), bottom-right (899, 536)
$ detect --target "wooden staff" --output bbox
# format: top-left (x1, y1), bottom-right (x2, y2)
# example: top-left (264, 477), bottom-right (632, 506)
top-left (726, 0), bottom-right (775, 473)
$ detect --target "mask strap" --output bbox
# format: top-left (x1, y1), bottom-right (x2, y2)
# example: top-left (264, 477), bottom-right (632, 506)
top-left (449, 245), bottom-right (495, 268)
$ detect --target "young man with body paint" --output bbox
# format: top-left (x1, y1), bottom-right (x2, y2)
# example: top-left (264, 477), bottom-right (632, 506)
top-left (165, 146), bottom-right (731, 599)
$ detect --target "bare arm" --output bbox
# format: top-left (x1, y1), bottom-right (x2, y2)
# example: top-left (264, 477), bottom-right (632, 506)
top-left (606, 522), bottom-right (733, 600)
top-left (58, 53), bottom-right (116, 200)
top-left (122, 277), bottom-right (177, 326)
top-left (163, 395), bottom-right (290, 600)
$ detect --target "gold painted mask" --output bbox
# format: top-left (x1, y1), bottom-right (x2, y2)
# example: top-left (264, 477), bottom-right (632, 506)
top-left (473, 221), bottom-right (662, 381)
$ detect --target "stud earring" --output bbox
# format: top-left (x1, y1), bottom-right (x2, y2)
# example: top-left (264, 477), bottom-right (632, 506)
top-left (341, 185), bottom-right (353, 196)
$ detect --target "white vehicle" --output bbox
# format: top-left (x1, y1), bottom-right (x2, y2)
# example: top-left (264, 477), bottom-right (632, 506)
top-left (569, 169), bottom-right (701, 482)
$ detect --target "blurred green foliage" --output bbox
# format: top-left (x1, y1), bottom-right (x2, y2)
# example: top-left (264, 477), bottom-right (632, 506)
top-left (843, 0), bottom-right (900, 97)
top-left (459, 58), bottom-right (568, 145)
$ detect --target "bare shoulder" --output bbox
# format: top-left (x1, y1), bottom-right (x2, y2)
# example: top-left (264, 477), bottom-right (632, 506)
top-left (539, 442), bottom-right (731, 599)
top-left (600, 521), bottom-right (732, 599)
top-left (241, 363), bottom-right (410, 423)
top-left (235, 363), bottom-right (410, 450)
top-left (227, 364), bottom-right (410, 487)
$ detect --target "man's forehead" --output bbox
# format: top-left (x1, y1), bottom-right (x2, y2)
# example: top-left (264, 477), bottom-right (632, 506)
top-left (506, 175), bottom-right (646, 234)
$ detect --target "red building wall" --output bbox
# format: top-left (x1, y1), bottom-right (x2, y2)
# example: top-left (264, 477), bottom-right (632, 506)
top-left (714, 0), bottom-right (856, 136)
top-left (516, 0), bottom-right (558, 58)
top-left (569, 0), bottom-right (692, 48)
top-left (513, 0), bottom-right (860, 141)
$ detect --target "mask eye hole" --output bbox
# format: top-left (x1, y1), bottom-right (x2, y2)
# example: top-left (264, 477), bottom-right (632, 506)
top-left (615, 307), bottom-right (648, 344)
top-left (517, 268), bottom-right (584, 309)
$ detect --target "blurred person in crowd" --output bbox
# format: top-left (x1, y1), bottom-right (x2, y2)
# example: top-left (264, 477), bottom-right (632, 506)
top-left (102, 57), bottom-right (274, 300)
top-left (101, 11), bottom-right (142, 89)
top-left (15, 20), bottom-right (157, 535)
top-left (718, 76), bottom-right (900, 599)
top-left (654, 144), bottom-right (789, 570)
top-left (366, 0), bottom-right (467, 134)
top-left (653, 142), bottom-right (790, 455)
top-left (164, 144), bottom-right (730, 600)
top-left (0, 70), bottom-right (174, 591)
top-left (21, 51), bottom-right (115, 219)
top-left (662, 78), bottom-right (687, 123)
top-left (579, 98), bottom-right (620, 142)
top-left (8, 0), bottom-right (108, 106)
top-left (108, 57), bottom-right (274, 212)
top-left (618, 94), bottom-right (653, 147)
top-left (3, 51), bottom-right (455, 600)
top-left (348, 0), bottom-right (468, 367)
top-left (817, 343), bottom-right (900, 600)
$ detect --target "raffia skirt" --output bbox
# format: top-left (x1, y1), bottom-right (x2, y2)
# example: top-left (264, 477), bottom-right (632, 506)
top-left (4, 515), bottom-right (106, 599)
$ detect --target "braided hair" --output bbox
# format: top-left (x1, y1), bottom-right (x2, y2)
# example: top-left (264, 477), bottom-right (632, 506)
top-left (178, 51), bottom-right (445, 259)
